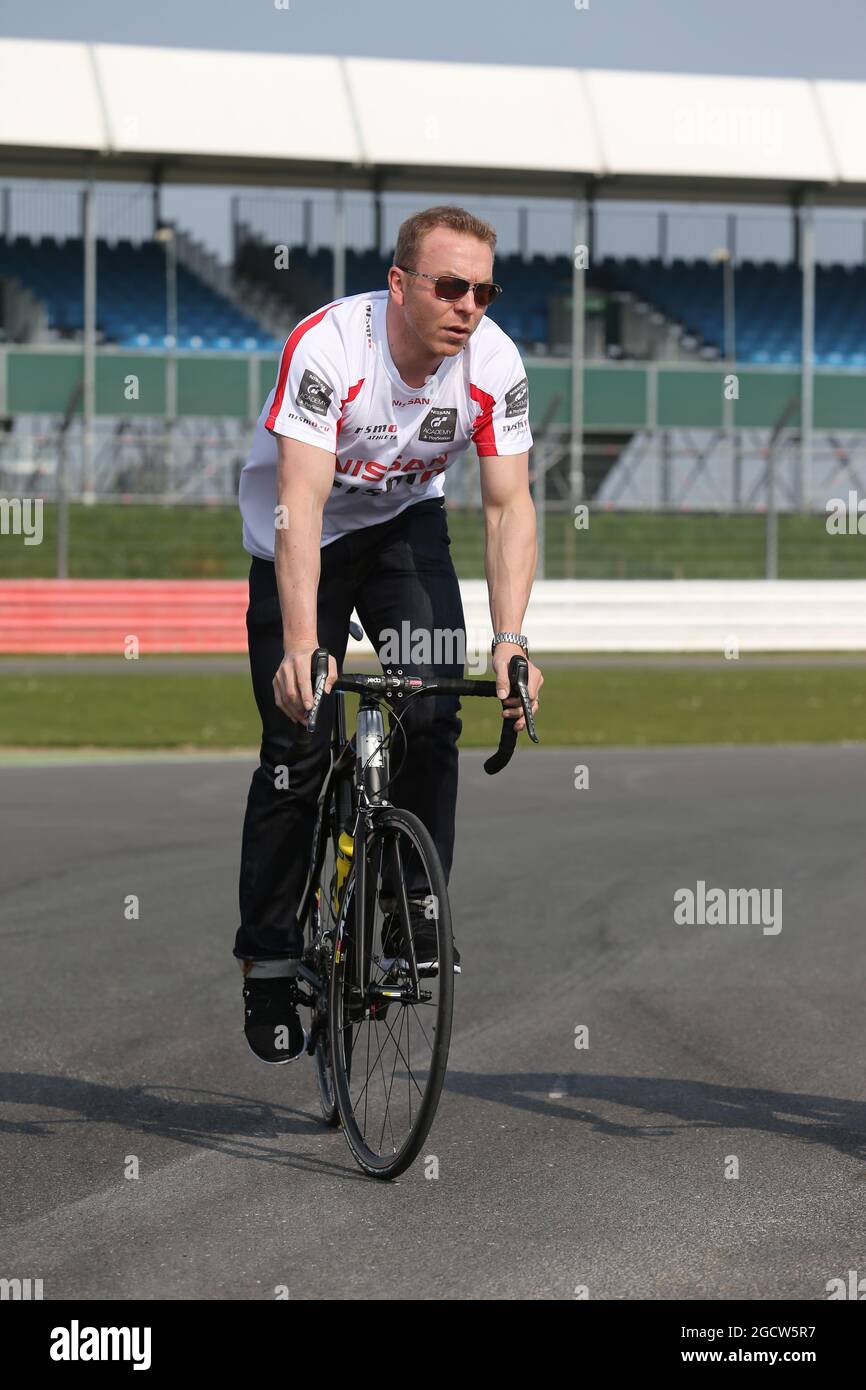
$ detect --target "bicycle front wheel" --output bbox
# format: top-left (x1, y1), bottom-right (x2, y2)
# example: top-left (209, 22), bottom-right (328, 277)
top-left (329, 807), bottom-right (454, 1179)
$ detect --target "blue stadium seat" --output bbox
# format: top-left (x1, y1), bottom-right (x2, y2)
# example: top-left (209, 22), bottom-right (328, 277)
top-left (0, 233), bottom-right (270, 352)
top-left (4, 233), bottom-right (866, 364)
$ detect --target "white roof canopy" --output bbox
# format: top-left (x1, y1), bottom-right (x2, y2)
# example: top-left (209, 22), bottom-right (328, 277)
top-left (1, 37), bottom-right (865, 203)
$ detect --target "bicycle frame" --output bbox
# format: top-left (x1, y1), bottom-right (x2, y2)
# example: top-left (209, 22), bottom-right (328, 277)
top-left (299, 647), bottom-right (536, 1005)
top-left (297, 690), bottom-right (392, 1003)
top-left (342, 695), bottom-right (402, 1000)
top-left (296, 690), bottom-right (354, 933)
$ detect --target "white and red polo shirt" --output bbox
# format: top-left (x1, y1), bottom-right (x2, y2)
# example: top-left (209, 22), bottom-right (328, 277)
top-left (239, 288), bottom-right (532, 556)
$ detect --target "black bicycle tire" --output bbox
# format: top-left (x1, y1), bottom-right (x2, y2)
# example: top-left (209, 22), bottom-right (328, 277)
top-left (329, 806), bottom-right (454, 1180)
top-left (314, 1033), bottom-right (339, 1126)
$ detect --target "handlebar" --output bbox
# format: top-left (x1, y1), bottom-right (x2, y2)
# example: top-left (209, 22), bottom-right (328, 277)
top-left (305, 649), bottom-right (538, 774)
top-left (483, 653), bottom-right (537, 773)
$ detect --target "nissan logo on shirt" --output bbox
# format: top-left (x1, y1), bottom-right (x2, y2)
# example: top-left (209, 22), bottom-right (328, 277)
top-left (418, 407), bottom-right (457, 443)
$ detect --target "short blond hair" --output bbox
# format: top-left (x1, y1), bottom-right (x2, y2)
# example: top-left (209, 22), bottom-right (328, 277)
top-left (393, 204), bottom-right (497, 269)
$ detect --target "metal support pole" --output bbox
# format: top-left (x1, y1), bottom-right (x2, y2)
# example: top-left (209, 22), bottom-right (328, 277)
top-left (230, 194), bottom-right (240, 263)
top-left (1, 186), bottom-right (10, 240)
top-left (518, 205), bottom-right (528, 260)
top-left (710, 245), bottom-right (738, 494)
top-left (166, 226), bottom-right (177, 491)
top-left (333, 188), bottom-right (346, 300)
top-left (723, 257), bottom-right (736, 363)
top-left (661, 429), bottom-right (672, 508)
top-left (570, 193), bottom-right (587, 504)
top-left (82, 182), bottom-right (97, 504)
top-left (766, 437), bottom-right (778, 579)
top-left (166, 227), bottom-right (178, 348)
top-left (534, 440), bottom-right (546, 580)
top-left (727, 212), bottom-right (737, 264)
top-left (658, 211), bottom-right (668, 264)
top-left (56, 430), bottom-right (68, 579)
top-left (722, 254), bottom-right (736, 498)
top-left (303, 198), bottom-right (313, 252)
top-left (799, 196), bottom-right (815, 513)
top-left (373, 186), bottom-right (383, 256)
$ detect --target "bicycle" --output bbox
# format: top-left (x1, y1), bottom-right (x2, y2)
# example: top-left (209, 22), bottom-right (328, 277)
top-left (290, 623), bottom-right (538, 1180)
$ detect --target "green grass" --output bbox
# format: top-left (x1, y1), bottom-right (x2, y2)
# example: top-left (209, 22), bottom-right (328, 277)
top-left (2, 666), bottom-right (865, 749)
top-left (0, 503), bottom-right (252, 580)
top-left (2, 503), bottom-right (865, 580)
top-left (548, 511), bottom-right (866, 579)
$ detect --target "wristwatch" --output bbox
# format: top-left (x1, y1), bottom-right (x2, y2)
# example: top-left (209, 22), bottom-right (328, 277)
top-left (491, 631), bottom-right (529, 656)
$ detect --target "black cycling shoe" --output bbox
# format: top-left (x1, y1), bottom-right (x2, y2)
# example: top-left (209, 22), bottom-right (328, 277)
top-left (242, 977), bottom-right (307, 1064)
top-left (380, 904), bottom-right (461, 976)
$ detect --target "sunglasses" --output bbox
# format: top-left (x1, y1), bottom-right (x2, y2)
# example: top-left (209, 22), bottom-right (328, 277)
top-left (395, 264), bottom-right (503, 307)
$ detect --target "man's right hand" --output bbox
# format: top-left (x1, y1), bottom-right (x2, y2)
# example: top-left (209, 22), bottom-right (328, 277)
top-left (273, 645), bottom-right (338, 725)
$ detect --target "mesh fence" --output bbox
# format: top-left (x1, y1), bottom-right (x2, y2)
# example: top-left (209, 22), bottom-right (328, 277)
top-left (2, 499), bottom-right (864, 582)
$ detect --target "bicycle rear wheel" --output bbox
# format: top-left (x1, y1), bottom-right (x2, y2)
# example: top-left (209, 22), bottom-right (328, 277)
top-left (329, 806), bottom-right (454, 1179)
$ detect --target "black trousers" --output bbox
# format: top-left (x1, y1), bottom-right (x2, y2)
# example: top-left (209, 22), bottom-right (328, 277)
top-left (234, 496), bottom-right (466, 960)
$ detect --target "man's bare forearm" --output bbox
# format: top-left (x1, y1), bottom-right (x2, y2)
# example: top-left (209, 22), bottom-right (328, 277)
top-left (274, 496), bottom-right (324, 648)
top-left (483, 493), bottom-right (537, 633)
top-left (271, 436), bottom-right (333, 651)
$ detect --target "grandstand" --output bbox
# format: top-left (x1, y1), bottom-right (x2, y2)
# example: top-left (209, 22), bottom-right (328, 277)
top-left (0, 234), bottom-right (277, 351)
top-left (8, 232), bottom-right (866, 367)
top-left (596, 257), bottom-right (866, 367)
top-left (3, 38), bottom-right (866, 584)
top-left (232, 243), bottom-right (866, 365)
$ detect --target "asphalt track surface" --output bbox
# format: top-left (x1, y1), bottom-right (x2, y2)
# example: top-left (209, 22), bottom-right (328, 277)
top-left (1, 745), bottom-right (864, 1301)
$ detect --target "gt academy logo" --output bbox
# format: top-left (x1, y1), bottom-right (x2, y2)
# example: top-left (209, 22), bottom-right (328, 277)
top-left (504, 377), bottom-right (528, 418)
top-left (296, 369), bottom-right (333, 417)
top-left (418, 407), bottom-right (457, 443)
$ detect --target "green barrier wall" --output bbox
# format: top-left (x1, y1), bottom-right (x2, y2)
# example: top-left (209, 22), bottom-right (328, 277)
top-left (3, 347), bottom-right (864, 432)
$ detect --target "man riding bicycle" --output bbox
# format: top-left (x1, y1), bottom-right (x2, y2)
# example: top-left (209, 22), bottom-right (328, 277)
top-left (235, 204), bottom-right (544, 1064)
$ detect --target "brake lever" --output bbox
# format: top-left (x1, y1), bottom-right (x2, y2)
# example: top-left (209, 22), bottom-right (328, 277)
top-left (305, 648), bottom-right (330, 736)
top-left (511, 654), bottom-right (539, 744)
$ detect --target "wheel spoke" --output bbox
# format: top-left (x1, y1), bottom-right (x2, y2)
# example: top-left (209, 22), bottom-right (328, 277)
top-left (375, 1009), bottom-right (404, 1154)
top-left (351, 1007), bottom-right (426, 1111)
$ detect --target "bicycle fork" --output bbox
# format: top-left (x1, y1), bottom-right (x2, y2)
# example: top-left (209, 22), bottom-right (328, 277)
top-left (351, 700), bottom-right (388, 999)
